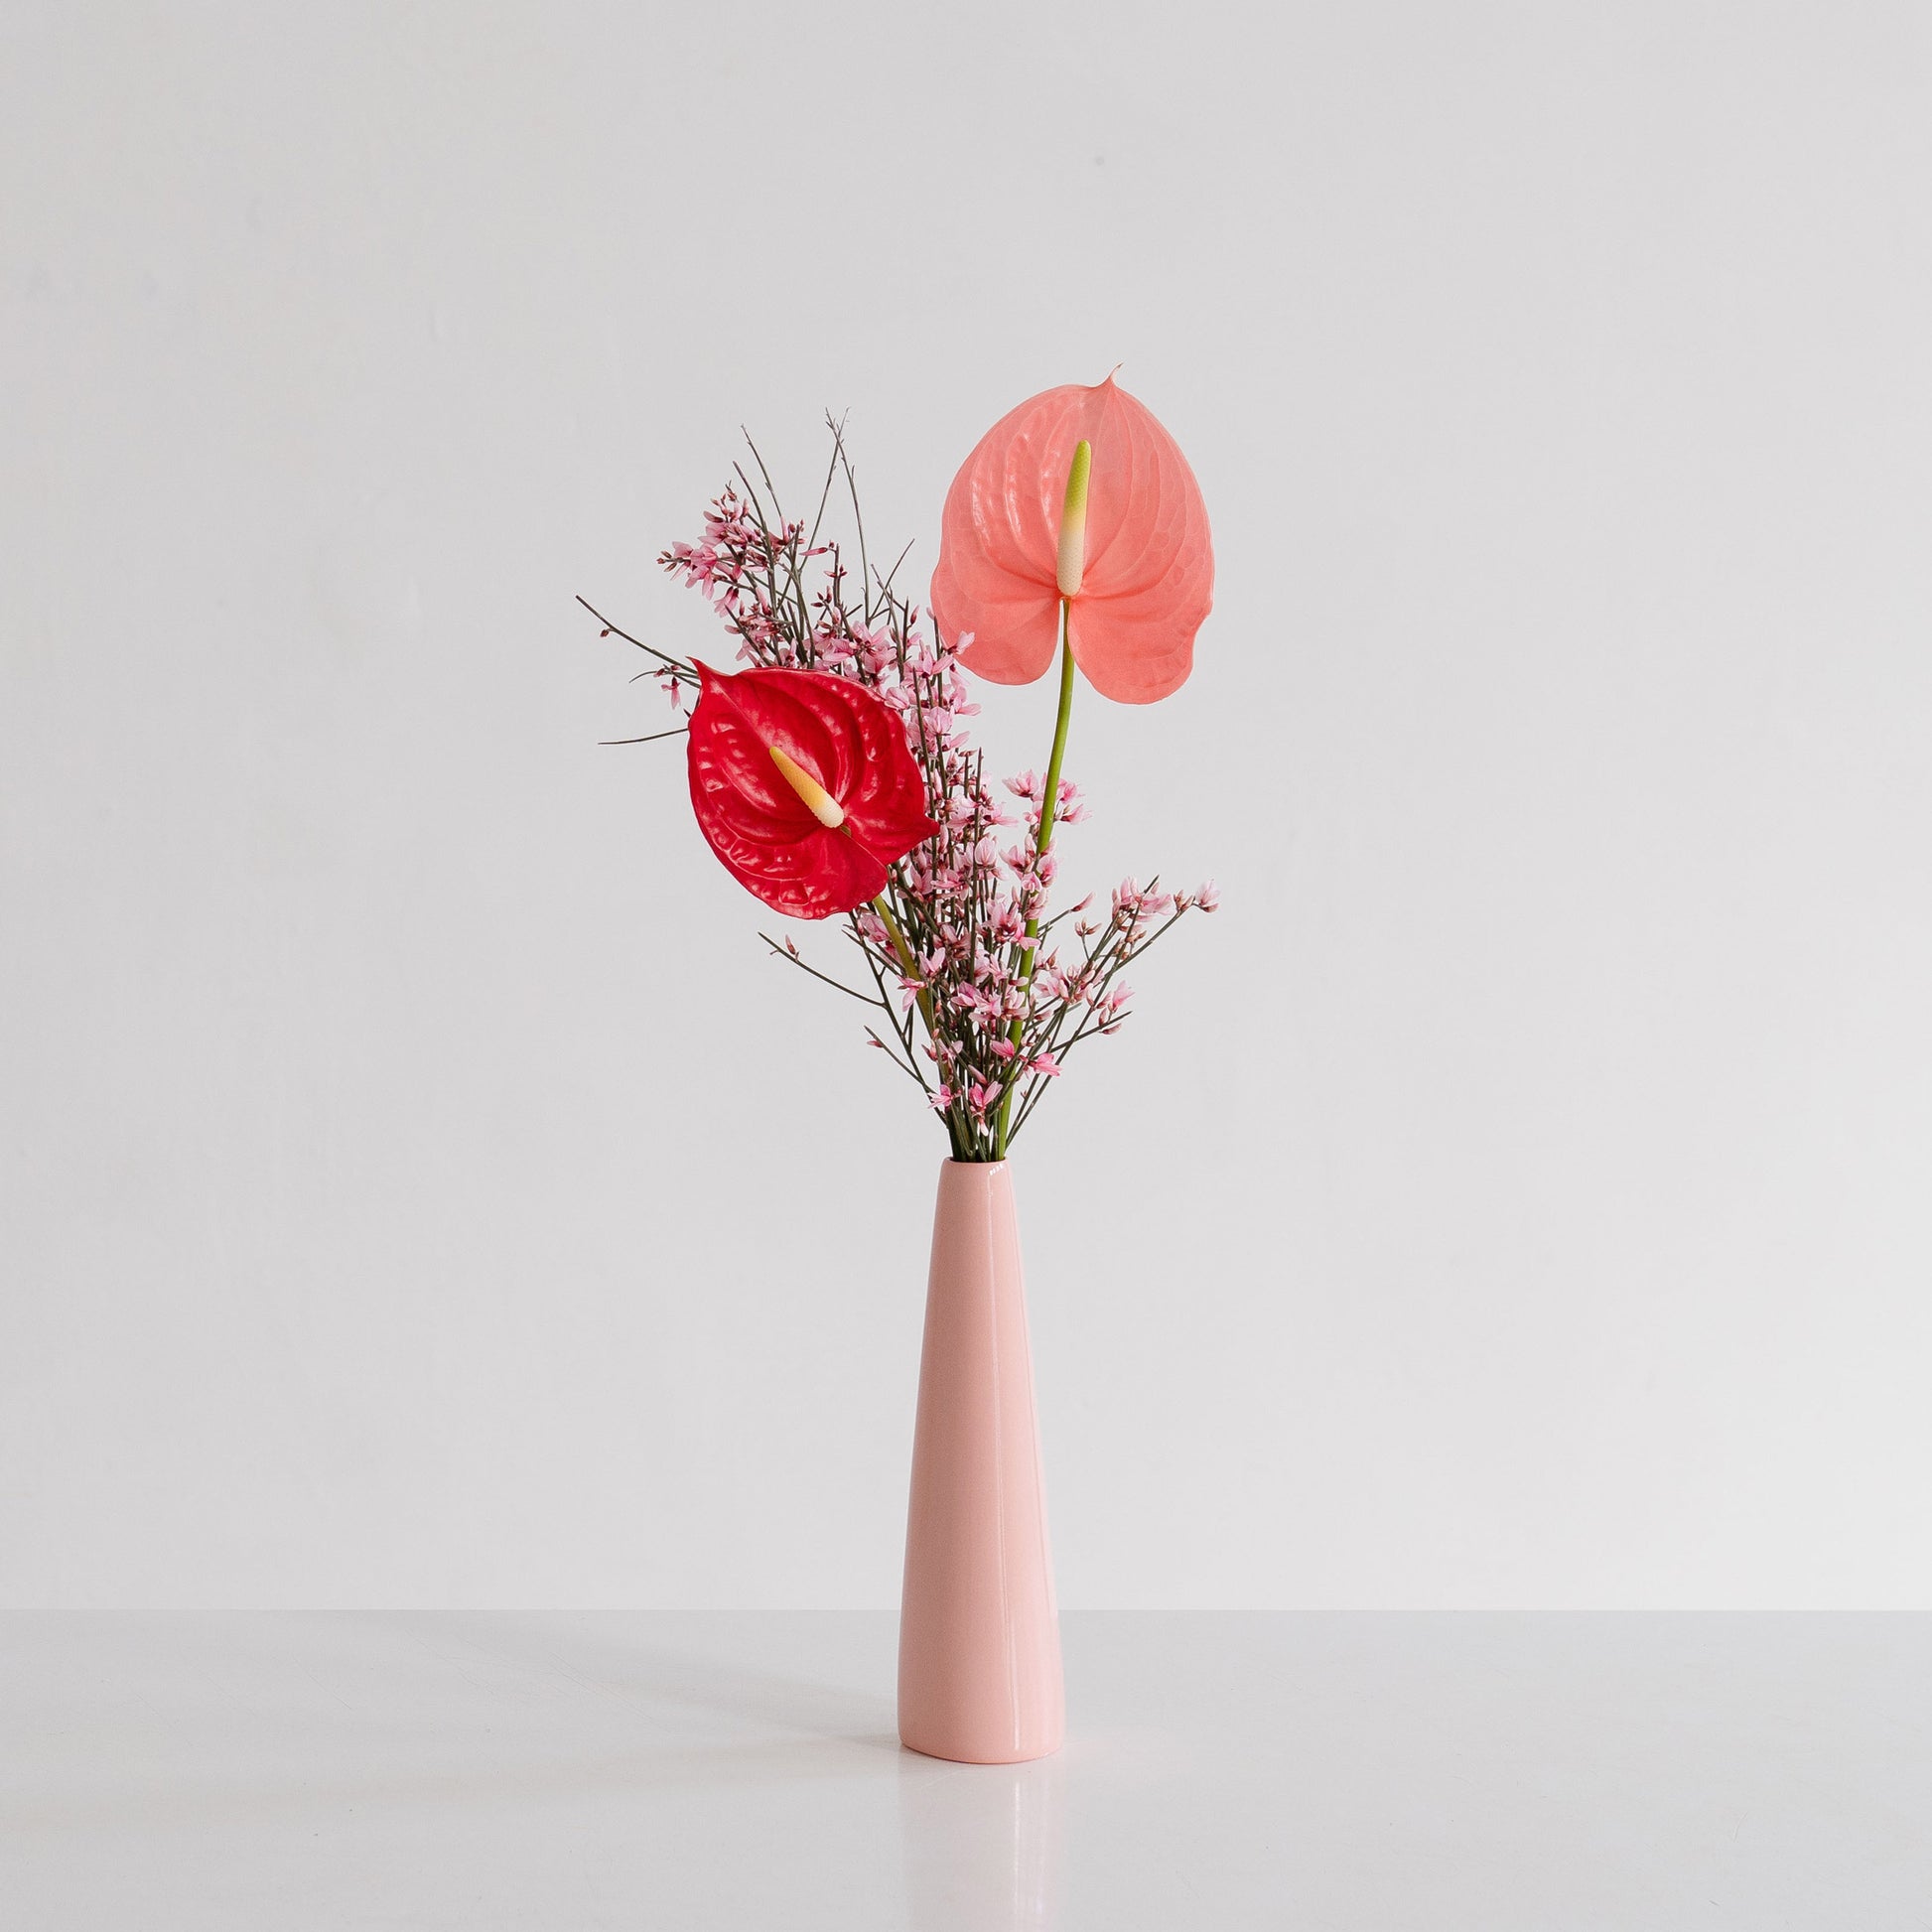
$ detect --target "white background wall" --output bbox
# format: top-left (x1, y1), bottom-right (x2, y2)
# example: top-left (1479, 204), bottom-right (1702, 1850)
top-left (4, 1), bottom-right (1929, 1611)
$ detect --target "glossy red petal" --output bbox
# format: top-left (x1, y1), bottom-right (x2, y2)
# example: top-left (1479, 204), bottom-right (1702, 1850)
top-left (931, 376), bottom-right (1213, 704)
top-left (701, 816), bottom-right (888, 920)
top-left (685, 662), bottom-right (938, 919)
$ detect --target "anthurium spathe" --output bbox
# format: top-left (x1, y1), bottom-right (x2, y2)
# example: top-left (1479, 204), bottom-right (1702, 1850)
top-left (930, 375), bottom-right (1213, 704)
top-left (686, 661), bottom-right (938, 919)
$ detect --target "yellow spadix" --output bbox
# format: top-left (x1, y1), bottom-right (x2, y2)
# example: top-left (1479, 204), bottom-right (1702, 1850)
top-left (1055, 439), bottom-right (1092, 600)
top-left (768, 745), bottom-right (846, 829)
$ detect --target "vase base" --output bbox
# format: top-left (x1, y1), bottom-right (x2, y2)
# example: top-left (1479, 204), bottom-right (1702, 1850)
top-left (897, 1730), bottom-right (1063, 1766)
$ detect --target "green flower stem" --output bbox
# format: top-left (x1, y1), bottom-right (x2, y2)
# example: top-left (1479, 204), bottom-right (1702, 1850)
top-left (871, 893), bottom-right (923, 1015)
top-left (993, 600), bottom-right (1075, 1159)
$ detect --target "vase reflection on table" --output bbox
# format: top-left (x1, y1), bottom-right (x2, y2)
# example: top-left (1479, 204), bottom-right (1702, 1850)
top-left (898, 1728), bottom-right (1066, 1931)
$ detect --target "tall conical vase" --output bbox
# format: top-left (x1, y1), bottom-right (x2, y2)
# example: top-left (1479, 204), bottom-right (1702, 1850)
top-left (897, 1159), bottom-right (1064, 1763)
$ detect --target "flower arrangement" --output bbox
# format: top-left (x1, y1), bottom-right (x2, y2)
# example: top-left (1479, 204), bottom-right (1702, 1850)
top-left (582, 374), bottom-right (1218, 1762)
top-left (584, 375), bottom-right (1216, 1164)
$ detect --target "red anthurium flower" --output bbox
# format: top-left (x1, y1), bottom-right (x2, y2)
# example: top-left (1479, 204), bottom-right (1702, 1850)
top-left (686, 661), bottom-right (938, 918)
top-left (931, 374), bottom-right (1213, 704)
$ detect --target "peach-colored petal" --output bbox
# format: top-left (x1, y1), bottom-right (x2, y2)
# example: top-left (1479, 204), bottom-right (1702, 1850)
top-left (929, 545), bottom-right (1060, 684)
top-left (931, 376), bottom-right (1213, 705)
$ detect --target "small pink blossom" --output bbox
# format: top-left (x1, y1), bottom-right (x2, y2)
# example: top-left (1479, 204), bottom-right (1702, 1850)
top-left (966, 1079), bottom-right (1003, 1119)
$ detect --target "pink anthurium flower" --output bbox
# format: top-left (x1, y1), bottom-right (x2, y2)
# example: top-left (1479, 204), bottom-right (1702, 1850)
top-left (930, 374), bottom-right (1214, 704)
top-left (686, 661), bottom-right (938, 918)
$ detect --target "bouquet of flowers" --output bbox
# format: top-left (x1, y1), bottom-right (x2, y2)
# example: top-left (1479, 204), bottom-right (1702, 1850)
top-left (584, 376), bottom-right (1217, 1162)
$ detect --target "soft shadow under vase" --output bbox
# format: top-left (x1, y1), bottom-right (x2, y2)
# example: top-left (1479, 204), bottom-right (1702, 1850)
top-left (897, 1159), bottom-right (1064, 1764)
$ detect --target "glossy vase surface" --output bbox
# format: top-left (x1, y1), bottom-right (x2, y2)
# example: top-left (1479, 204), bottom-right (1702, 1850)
top-left (898, 1159), bottom-right (1064, 1763)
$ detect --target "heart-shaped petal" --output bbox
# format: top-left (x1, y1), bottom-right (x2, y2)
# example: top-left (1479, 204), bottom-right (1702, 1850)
top-left (686, 662), bottom-right (938, 918)
top-left (931, 375), bottom-right (1213, 704)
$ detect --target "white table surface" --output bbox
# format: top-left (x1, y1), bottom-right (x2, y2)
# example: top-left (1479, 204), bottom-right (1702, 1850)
top-left (2, 1610), bottom-right (1926, 1928)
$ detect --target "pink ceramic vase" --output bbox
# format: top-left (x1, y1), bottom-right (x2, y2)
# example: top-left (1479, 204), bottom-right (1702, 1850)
top-left (897, 1160), bottom-right (1064, 1763)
